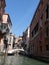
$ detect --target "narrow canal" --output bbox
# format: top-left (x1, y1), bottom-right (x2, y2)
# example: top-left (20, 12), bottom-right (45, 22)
top-left (0, 54), bottom-right (49, 65)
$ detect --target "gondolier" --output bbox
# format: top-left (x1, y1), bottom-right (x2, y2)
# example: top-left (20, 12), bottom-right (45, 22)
top-left (4, 37), bottom-right (8, 51)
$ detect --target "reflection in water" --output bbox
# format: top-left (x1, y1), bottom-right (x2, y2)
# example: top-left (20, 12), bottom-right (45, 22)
top-left (0, 54), bottom-right (49, 65)
top-left (0, 55), bottom-right (5, 65)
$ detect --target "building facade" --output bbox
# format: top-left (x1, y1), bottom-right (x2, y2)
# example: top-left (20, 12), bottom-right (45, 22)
top-left (29, 0), bottom-right (49, 58)
top-left (7, 33), bottom-right (15, 50)
top-left (0, 0), bottom-right (6, 40)
top-left (22, 26), bottom-right (30, 55)
top-left (0, 0), bottom-right (12, 51)
top-left (15, 36), bottom-right (23, 48)
top-left (0, 0), bottom-right (6, 16)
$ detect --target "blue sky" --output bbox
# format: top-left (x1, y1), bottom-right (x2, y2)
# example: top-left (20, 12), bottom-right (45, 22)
top-left (5, 0), bottom-right (40, 37)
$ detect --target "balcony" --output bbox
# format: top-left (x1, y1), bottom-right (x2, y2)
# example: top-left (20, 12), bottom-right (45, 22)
top-left (0, 14), bottom-right (12, 34)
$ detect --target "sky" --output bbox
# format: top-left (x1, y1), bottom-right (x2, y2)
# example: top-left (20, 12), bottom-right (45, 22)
top-left (5, 0), bottom-right (40, 37)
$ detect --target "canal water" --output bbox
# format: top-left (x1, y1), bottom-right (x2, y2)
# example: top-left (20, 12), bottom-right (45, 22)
top-left (0, 54), bottom-right (49, 65)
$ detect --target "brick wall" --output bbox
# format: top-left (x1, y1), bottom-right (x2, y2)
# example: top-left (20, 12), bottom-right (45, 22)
top-left (29, 0), bottom-right (49, 57)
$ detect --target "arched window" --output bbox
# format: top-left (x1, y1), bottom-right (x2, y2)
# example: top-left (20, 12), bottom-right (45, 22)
top-left (46, 3), bottom-right (49, 19)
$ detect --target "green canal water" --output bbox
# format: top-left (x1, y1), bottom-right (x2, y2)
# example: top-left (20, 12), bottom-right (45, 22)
top-left (0, 54), bottom-right (49, 65)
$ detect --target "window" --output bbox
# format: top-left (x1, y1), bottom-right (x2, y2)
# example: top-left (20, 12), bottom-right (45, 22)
top-left (34, 23), bottom-right (38, 34)
top-left (41, 0), bottom-right (43, 5)
top-left (0, 2), bottom-right (1, 10)
top-left (2, 0), bottom-right (5, 2)
top-left (0, 15), bottom-right (2, 21)
top-left (46, 4), bottom-right (49, 19)
top-left (40, 46), bottom-right (42, 52)
top-left (2, 0), bottom-right (5, 4)
top-left (40, 32), bottom-right (42, 38)
top-left (0, 6), bottom-right (1, 10)
top-left (4, 24), bottom-right (7, 29)
top-left (10, 37), bottom-right (11, 43)
top-left (46, 45), bottom-right (49, 51)
top-left (32, 23), bottom-right (38, 37)
top-left (46, 27), bottom-right (48, 36)
top-left (41, 0), bottom-right (44, 5)
top-left (32, 31), bottom-right (34, 37)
